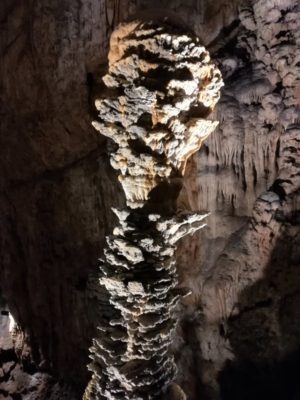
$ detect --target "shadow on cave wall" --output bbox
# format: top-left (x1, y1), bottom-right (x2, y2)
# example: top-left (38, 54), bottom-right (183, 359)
top-left (0, 149), bottom-right (125, 395)
top-left (218, 218), bottom-right (300, 400)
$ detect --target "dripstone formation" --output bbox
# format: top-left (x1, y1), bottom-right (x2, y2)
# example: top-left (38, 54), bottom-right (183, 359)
top-left (84, 20), bottom-right (222, 400)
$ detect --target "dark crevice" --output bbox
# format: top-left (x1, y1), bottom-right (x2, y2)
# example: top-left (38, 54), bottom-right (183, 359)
top-left (252, 164), bottom-right (257, 187)
top-left (269, 179), bottom-right (288, 200)
top-left (229, 299), bottom-right (273, 322)
top-left (241, 147), bottom-right (247, 192)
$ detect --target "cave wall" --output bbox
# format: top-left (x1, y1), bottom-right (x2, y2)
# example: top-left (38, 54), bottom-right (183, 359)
top-left (0, 0), bottom-right (126, 390)
top-left (0, 0), bottom-right (299, 399)
top-left (175, 1), bottom-right (300, 398)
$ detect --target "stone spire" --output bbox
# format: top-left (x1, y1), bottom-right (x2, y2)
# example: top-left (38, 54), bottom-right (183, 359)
top-left (84, 19), bottom-right (222, 400)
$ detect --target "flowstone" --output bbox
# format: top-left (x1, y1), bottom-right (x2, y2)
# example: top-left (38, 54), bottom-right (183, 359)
top-left (84, 20), bottom-right (222, 400)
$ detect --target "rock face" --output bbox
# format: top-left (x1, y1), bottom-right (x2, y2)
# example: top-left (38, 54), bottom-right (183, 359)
top-left (0, 298), bottom-right (77, 399)
top-left (84, 21), bottom-right (222, 399)
top-left (174, 0), bottom-right (300, 398)
top-left (0, 1), bottom-right (299, 400)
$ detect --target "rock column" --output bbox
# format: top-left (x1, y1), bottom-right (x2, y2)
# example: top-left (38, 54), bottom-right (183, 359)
top-left (84, 20), bottom-right (222, 400)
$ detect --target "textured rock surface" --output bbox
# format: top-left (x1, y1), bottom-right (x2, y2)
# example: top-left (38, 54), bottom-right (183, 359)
top-left (0, 0), bottom-right (299, 399)
top-left (84, 21), bottom-right (222, 399)
top-left (174, 1), bottom-right (300, 398)
top-left (0, 297), bottom-right (77, 399)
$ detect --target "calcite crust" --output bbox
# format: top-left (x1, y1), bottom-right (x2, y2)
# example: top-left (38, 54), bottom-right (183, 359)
top-left (84, 20), bottom-right (222, 400)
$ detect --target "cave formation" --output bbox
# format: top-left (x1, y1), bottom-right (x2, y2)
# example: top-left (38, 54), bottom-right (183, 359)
top-left (0, 1), bottom-right (300, 400)
top-left (83, 20), bottom-right (222, 400)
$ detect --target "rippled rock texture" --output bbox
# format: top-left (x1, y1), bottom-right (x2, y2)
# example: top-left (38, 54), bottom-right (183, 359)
top-left (175, 1), bottom-right (300, 398)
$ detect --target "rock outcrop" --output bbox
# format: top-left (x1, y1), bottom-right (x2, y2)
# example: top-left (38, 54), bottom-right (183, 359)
top-left (84, 20), bottom-right (222, 399)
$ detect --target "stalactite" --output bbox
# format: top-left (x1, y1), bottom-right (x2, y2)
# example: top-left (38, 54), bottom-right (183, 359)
top-left (84, 20), bottom-right (222, 400)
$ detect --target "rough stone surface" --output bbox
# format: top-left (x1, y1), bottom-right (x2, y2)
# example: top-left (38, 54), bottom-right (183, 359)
top-left (0, 299), bottom-right (77, 399)
top-left (174, 1), bottom-right (300, 398)
top-left (84, 20), bottom-right (222, 400)
top-left (0, 1), bottom-right (299, 400)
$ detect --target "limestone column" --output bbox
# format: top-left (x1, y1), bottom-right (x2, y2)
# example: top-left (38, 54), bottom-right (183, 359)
top-left (84, 19), bottom-right (223, 400)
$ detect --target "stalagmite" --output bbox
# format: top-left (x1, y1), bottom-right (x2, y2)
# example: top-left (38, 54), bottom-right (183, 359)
top-left (84, 20), bottom-right (222, 400)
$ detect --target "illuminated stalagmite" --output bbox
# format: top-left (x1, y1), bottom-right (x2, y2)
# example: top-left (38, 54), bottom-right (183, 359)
top-left (84, 20), bottom-right (223, 400)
